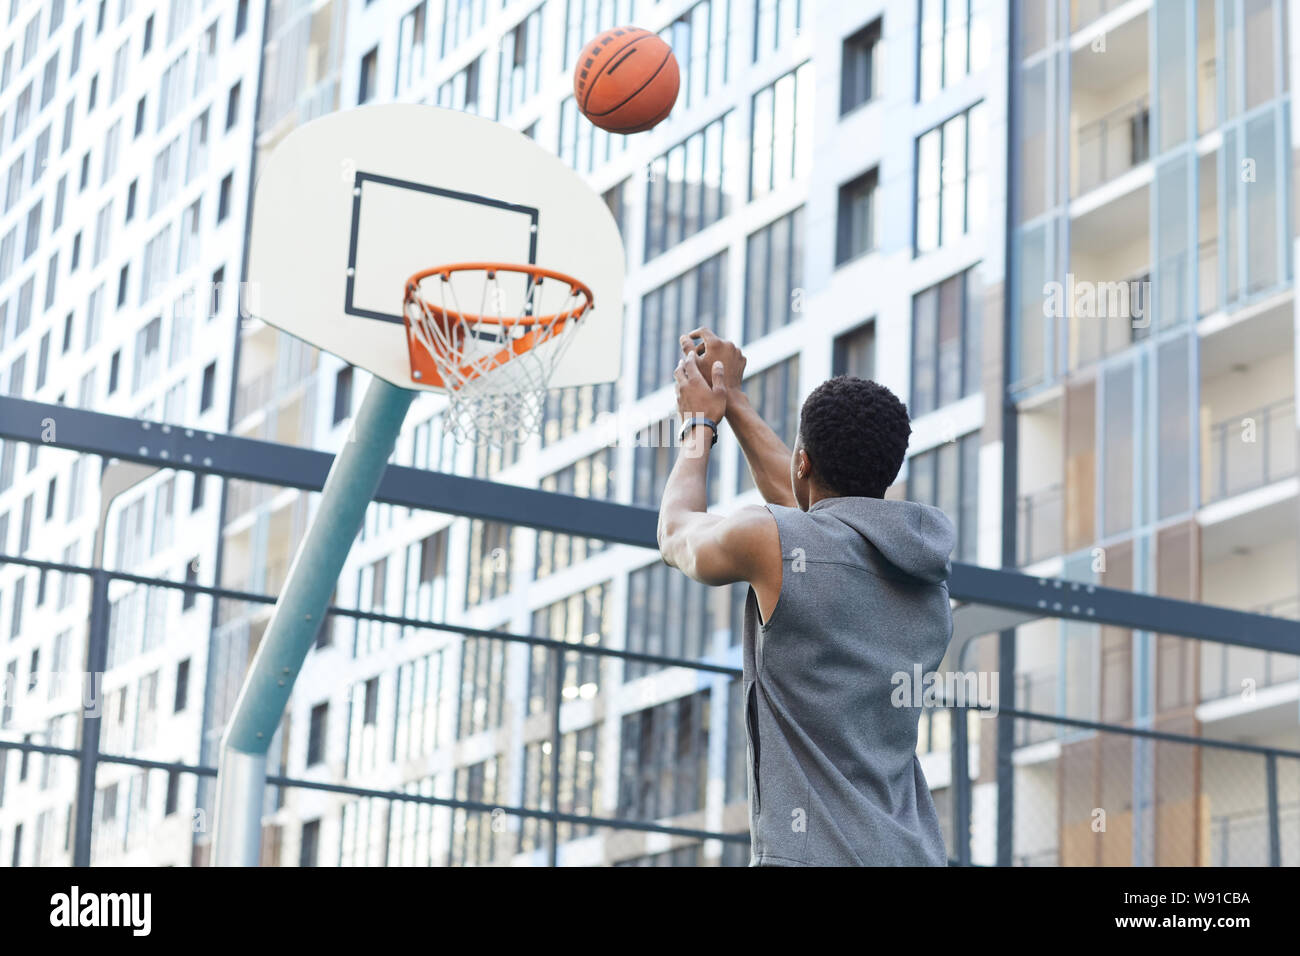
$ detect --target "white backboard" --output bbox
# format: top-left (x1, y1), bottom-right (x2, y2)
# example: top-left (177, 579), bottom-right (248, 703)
top-left (245, 104), bottom-right (625, 391)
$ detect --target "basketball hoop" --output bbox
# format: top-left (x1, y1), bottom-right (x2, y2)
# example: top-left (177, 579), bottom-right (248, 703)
top-left (403, 263), bottom-right (595, 444)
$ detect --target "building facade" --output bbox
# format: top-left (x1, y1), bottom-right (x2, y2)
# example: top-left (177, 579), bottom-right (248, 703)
top-left (0, 0), bottom-right (1294, 868)
top-left (1004, 0), bottom-right (1298, 866)
top-left (0, 0), bottom-right (262, 865)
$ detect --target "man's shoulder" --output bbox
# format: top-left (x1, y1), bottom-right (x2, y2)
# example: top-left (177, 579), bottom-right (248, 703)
top-left (718, 504), bottom-right (781, 549)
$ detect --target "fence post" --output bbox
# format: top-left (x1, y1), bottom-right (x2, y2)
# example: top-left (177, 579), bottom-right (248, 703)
top-left (951, 705), bottom-right (971, 865)
top-left (1266, 753), bottom-right (1281, 867)
top-left (549, 648), bottom-right (564, 867)
top-left (72, 569), bottom-right (111, 867)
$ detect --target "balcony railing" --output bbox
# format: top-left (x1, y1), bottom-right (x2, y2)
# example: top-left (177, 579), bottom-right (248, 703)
top-left (1150, 240), bottom-right (1223, 328)
top-left (1018, 484), bottom-right (1063, 566)
top-left (1204, 397), bottom-right (1296, 503)
top-left (1211, 802), bottom-right (1300, 867)
top-left (1014, 670), bottom-right (1059, 746)
top-left (1072, 0), bottom-right (1125, 32)
top-left (233, 370), bottom-right (276, 424)
top-left (1201, 596), bottom-right (1300, 702)
top-left (1076, 96), bottom-right (1149, 196)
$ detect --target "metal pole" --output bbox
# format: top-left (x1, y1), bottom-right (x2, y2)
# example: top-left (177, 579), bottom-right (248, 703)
top-left (1265, 753), bottom-right (1281, 867)
top-left (71, 460), bottom-right (160, 865)
top-left (71, 570), bottom-right (111, 866)
top-left (950, 704), bottom-right (971, 866)
top-left (212, 377), bottom-right (414, 866)
top-left (549, 649), bottom-right (563, 867)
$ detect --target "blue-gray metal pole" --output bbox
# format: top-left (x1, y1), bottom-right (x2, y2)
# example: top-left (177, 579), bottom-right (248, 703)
top-left (212, 377), bottom-right (415, 866)
top-left (1265, 753), bottom-right (1281, 867)
top-left (72, 569), bottom-right (111, 867)
top-left (950, 704), bottom-right (971, 866)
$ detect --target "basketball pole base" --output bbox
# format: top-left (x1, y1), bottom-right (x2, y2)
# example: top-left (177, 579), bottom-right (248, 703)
top-left (212, 377), bottom-right (415, 866)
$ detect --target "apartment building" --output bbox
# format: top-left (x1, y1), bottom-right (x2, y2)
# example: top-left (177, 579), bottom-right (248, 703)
top-left (0, 0), bottom-right (263, 865)
top-left (195, 0), bottom-right (1010, 867)
top-left (1006, 0), bottom-right (1298, 865)
top-left (3, 0), bottom-right (1291, 870)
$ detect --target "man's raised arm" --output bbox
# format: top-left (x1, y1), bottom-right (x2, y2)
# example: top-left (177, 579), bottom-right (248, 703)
top-left (683, 328), bottom-right (797, 508)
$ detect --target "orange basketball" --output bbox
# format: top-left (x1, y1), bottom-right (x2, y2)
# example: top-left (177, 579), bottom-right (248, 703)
top-left (573, 26), bottom-right (679, 134)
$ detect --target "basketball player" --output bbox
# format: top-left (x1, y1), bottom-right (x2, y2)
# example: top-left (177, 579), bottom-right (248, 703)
top-left (658, 328), bottom-right (955, 866)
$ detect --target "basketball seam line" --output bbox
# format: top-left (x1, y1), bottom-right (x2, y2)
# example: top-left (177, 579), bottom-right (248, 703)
top-left (577, 30), bottom-right (647, 111)
top-left (585, 48), bottom-right (673, 119)
top-left (578, 30), bottom-right (655, 114)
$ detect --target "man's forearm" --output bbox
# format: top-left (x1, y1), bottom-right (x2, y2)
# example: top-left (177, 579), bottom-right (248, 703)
top-left (726, 390), bottom-right (796, 507)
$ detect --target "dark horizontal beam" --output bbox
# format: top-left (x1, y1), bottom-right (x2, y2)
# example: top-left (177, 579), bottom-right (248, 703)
top-left (0, 395), bottom-right (658, 548)
top-left (949, 564), bottom-right (1300, 656)
top-left (3, 396), bottom-right (1297, 654)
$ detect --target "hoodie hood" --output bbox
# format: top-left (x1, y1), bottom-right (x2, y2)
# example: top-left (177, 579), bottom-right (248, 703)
top-left (807, 496), bottom-right (955, 584)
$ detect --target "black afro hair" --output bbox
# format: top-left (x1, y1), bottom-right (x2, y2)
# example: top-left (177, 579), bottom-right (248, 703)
top-left (797, 376), bottom-right (911, 499)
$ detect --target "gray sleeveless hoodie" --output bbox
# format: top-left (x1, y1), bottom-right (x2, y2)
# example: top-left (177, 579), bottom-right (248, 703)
top-left (742, 496), bottom-right (955, 866)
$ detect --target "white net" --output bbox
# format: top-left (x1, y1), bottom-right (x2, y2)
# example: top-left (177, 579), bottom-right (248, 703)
top-left (403, 266), bottom-right (592, 445)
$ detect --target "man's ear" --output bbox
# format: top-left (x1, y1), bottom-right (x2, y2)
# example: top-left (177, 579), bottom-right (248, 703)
top-left (795, 448), bottom-right (810, 481)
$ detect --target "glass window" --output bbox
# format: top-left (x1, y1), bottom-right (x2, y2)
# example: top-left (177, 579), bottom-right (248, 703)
top-left (448, 756), bottom-right (499, 865)
top-left (752, 0), bottom-right (801, 62)
top-left (644, 112), bottom-right (730, 260)
top-left (435, 55), bottom-right (481, 114)
top-left (907, 431), bottom-right (979, 561)
top-left (841, 18), bottom-right (880, 114)
top-left (464, 519), bottom-right (513, 607)
top-left (661, 0), bottom-right (730, 111)
top-left (750, 62), bottom-right (811, 200)
top-left (637, 252), bottom-right (726, 397)
top-left (910, 266), bottom-right (980, 417)
top-left (617, 689), bottom-right (711, 820)
top-left (495, 3), bottom-right (542, 117)
top-left (744, 206), bottom-right (804, 341)
top-left (536, 448), bottom-right (615, 578)
top-left (358, 47), bottom-right (377, 104)
top-left (1101, 362), bottom-right (1135, 537)
top-left (736, 355), bottom-right (799, 493)
top-left (562, 0), bottom-right (638, 68)
top-left (519, 724), bottom-right (601, 852)
top-left (836, 168), bottom-right (877, 264)
top-left (624, 562), bottom-right (734, 682)
top-left (918, 0), bottom-right (986, 101)
top-left (527, 582), bottom-right (610, 713)
top-left (832, 319), bottom-right (875, 378)
top-left (914, 102), bottom-right (986, 254)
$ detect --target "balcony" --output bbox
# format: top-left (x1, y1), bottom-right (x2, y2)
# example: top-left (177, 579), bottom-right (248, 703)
top-left (1072, 0), bottom-right (1129, 32)
top-left (1018, 484), bottom-right (1063, 566)
top-left (1015, 670), bottom-right (1059, 746)
top-left (1209, 802), bottom-right (1300, 866)
top-left (234, 370), bottom-right (276, 424)
top-left (1201, 595), bottom-right (1299, 703)
top-left (1076, 97), bottom-right (1150, 196)
top-left (1203, 398), bottom-right (1296, 504)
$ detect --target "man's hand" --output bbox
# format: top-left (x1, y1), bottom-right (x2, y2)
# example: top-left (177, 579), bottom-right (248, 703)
top-left (673, 351), bottom-right (727, 431)
top-left (681, 327), bottom-right (746, 395)
top-left (681, 329), bottom-right (796, 506)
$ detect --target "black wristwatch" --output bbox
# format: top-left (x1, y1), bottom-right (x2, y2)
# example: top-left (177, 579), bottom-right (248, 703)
top-left (679, 416), bottom-right (719, 446)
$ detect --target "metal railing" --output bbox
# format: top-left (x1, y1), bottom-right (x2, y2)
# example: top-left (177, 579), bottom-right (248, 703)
top-left (1072, 0), bottom-right (1124, 32)
top-left (1076, 96), bottom-right (1149, 196)
top-left (1204, 397), bottom-right (1296, 503)
top-left (3, 547), bottom-right (1298, 867)
top-left (1018, 484), bottom-right (1063, 566)
top-left (1202, 596), bottom-right (1300, 702)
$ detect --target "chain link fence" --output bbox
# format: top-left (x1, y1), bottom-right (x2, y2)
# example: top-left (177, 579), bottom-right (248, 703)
top-left (2, 548), bottom-right (1298, 866)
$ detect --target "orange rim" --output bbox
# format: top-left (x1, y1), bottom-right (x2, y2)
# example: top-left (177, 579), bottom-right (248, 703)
top-left (403, 262), bottom-right (593, 327)
top-left (403, 262), bottom-right (594, 390)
